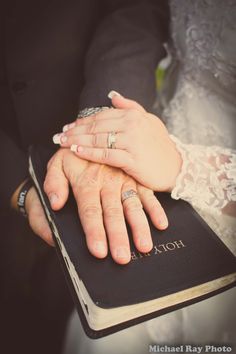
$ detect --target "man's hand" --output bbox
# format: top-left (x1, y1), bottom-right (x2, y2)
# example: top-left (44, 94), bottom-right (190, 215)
top-left (43, 148), bottom-right (168, 265)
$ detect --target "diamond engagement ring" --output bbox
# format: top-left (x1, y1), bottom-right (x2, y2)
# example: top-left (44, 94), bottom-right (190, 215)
top-left (107, 131), bottom-right (116, 149)
top-left (121, 189), bottom-right (139, 203)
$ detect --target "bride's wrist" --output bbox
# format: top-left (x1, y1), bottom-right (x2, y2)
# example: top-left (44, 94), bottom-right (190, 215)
top-left (166, 148), bottom-right (183, 193)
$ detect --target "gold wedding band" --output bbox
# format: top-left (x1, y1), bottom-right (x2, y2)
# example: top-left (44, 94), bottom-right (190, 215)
top-left (121, 189), bottom-right (139, 203)
top-left (107, 131), bottom-right (116, 149)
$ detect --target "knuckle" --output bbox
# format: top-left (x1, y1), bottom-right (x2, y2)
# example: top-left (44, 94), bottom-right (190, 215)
top-left (102, 170), bottom-right (123, 186)
top-left (126, 118), bottom-right (136, 129)
top-left (88, 121), bottom-right (97, 134)
top-left (67, 170), bottom-right (81, 189)
top-left (78, 176), bottom-right (99, 189)
top-left (126, 110), bottom-right (144, 127)
top-left (128, 108), bottom-right (139, 116)
top-left (104, 205), bottom-right (123, 218)
top-left (92, 134), bottom-right (99, 148)
top-left (81, 205), bottom-right (102, 218)
top-left (101, 148), bottom-right (110, 162)
top-left (127, 108), bottom-right (140, 119)
top-left (123, 198), bottom-right (143, 213)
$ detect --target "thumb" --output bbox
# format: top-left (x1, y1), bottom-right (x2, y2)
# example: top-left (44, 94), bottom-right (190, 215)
top-left (108, 90), bottom-right (146, 113)
top-left (44, 152), bottom-right (69, 210)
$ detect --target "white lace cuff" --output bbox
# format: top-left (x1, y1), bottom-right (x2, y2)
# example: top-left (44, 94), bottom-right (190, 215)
top-left (170, 135), bottom-right (236, 214)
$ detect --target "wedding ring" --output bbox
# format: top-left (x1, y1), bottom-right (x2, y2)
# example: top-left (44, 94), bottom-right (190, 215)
top-left (107, 131), bottom-right (116, 149)
top-left (121, 189), bottom-right (139, 203)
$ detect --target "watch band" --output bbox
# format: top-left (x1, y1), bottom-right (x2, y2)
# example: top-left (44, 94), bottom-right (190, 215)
top-left (77, 106), bottom-right (110, 119)
top-left (17, 179), bottom-right (33, 217)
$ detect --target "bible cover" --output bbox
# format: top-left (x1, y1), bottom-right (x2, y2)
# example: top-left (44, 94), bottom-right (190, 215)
top-left (29, 146), bottom-right (236, 339)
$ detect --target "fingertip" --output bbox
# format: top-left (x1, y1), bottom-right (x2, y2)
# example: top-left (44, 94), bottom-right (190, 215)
top-left (115, 257), bottom-right (131, 265)
top-left (155, 215), bottom-right (169, 230)
top-left (48, 193), bottom-right (59, 209)
top-left (159, 211), bottom-right (169, 229)
top-left (44, 233), bottom-right (55, 247)
top-left (48, 192), bottom-right (68, 210)
top-left (90, 241), bottom-right (108, 259)
top-left (159, 222), bottom-right (169, 231)
top-left (113, 246), bottom-right (131, 265)
top-left (52, 133), bottom-right (62, 144)
top-left (136, 238), bottom-right (153, 253)
top-left (108, 90), bottom-right (123, 99)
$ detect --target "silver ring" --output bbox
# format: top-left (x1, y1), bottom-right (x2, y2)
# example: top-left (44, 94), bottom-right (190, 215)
top-left (107, 131), bottom-right (116, 149)
top-left (121, 189), bottom-right (139, 203)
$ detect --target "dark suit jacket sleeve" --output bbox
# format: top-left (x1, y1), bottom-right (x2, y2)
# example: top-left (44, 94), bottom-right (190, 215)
top-left (79, 0), bottom-right (169, 111)
top-left (0, 130), bottom-right (28, 208)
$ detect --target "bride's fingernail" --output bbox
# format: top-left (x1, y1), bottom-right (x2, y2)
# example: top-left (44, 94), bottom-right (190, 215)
top-left (108, 90), bottom-right (123, 99)
top-left (71, 144), bottom-right (78, 152)
top-left (62, 124), bottom-right (69, 132)
top-left (52, 133), bottom-right (62, 144)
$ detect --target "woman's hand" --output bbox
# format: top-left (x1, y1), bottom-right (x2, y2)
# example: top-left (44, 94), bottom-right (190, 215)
top-left (53, 93), bottom-right (182, 192)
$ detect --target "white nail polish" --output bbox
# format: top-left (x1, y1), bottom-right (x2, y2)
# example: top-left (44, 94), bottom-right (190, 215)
top-left (62, 124), bottom-right (69, 132)
top-left (70, 144), bottom-right (78, 152)
top-left (52, 134), bottom-right (62, 144)
top-left (108, 90), bottom-right (122, 99)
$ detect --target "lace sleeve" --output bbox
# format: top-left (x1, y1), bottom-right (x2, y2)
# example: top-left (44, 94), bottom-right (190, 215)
top-left (170, 135), bottom-right (236, 214)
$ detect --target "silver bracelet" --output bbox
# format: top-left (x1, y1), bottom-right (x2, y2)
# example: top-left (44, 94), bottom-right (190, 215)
top-left (77, 106), bottom-right (110, 119)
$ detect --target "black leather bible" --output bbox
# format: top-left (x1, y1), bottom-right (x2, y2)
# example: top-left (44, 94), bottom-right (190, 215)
top-left (29, 146), bottom-right (236, 339)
